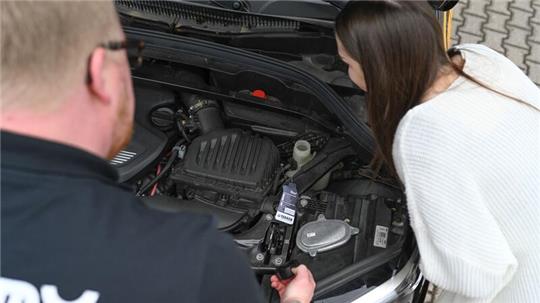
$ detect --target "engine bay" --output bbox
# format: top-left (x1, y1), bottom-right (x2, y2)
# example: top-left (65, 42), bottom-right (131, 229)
top-left (110, 29), bottom-right (410, 299)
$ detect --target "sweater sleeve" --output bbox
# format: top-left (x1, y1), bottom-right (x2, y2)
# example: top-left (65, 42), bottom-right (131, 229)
top-left (392, 109), bottom-right (518, 300)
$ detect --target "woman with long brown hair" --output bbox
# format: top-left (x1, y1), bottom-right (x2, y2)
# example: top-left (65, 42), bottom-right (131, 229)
top-left (335, 1), bottom-right (540, 302)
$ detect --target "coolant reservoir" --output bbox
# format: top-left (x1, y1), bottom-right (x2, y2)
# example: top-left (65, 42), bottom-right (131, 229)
top-left (293, 140), bottom-right (313, 166)
top-left (286, 140), bottom-right (314, 178)
top-left (285, 140), bottom-right (335, 191)
top-left (285, 139), bottom-right (336, 191)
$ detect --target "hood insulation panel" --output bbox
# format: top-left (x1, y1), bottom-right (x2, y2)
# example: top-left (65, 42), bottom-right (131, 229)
top-left (115, 0), bottom-right (301, 33)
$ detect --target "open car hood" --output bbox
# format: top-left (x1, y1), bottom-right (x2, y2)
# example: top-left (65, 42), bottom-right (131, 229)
top-left (115, 0), bottom-right (456, 63)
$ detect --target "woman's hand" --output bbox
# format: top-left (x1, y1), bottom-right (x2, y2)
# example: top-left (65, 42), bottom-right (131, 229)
top-left (270, 265), bottom-right (316, 303)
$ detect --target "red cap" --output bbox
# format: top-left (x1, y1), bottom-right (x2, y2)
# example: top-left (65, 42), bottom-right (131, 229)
top-left (251, 89), bottom-right (267, 99)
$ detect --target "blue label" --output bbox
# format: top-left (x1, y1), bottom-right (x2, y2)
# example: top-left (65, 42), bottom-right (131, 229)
top-left (275, 183), bottom-right (298, 225)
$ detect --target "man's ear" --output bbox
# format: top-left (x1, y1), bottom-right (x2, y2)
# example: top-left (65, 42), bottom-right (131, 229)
top-left (87, 48), bottom-right (111, 103)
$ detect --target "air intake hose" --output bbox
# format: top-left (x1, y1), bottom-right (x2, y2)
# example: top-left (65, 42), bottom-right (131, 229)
top-left (183, 93), bottom-right (224, 135)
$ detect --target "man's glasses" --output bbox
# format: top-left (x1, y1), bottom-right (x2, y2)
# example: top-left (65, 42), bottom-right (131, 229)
top-left (86, 39), bottom-right (145, 84)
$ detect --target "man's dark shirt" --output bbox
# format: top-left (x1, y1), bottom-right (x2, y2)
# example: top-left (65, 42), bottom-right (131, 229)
top-left (1, 131), bottom-right (263, 302)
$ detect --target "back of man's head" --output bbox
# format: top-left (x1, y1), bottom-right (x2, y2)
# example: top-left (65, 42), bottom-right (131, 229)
top-left (1, 0), bottom-right (120, 111)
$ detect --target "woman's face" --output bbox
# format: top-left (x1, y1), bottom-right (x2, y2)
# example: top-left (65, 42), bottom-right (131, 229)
top-left (336, 37), bottom-right (367, 91)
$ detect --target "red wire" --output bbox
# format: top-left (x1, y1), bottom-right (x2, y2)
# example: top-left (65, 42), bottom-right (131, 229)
top-left (149, 149), bottom-right (175, 196)
top-left (150, 164), bottom-right (162, 196)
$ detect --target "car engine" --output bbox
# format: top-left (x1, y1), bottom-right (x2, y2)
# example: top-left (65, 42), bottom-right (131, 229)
top-left (173, 128), bottom-right (280, 210)
top-left (109, 52), bottom-right (409, 300)
top-left (113, 80), bottom-right (405, 279)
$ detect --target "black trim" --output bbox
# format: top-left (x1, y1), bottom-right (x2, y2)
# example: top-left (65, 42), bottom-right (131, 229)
top-left (314, 241), bottom-right (404, 298)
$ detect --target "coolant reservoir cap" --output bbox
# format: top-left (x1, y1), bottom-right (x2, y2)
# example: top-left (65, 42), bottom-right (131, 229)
top-left (296, 215), bottom-right (359, 257)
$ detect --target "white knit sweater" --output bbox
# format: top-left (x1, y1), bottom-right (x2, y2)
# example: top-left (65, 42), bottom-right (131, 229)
top-left (393, 44), bottom-right (540, 303)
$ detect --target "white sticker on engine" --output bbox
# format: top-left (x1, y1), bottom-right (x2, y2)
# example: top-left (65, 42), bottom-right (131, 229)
top-left (373, 225), bottom-right (389, 248)
top-left (275, 211), bottom-right (295, 225)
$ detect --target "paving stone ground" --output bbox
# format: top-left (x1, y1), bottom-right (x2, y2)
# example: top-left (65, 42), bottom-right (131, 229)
top-left (451, 0), bottom-right (540, 87)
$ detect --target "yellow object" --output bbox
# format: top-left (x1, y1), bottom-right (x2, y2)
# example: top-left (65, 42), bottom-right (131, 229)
top-left (441, 10), bottom-right (453, 49)
top-left (446, 10), bottom-right (453, 49)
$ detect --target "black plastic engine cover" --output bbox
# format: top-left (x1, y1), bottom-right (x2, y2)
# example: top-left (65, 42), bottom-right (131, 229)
top-left (171, 129), bottom-right (281, 209)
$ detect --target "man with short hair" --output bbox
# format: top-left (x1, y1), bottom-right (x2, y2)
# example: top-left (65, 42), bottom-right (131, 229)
top-left (0, 1), bottom-right (314, 302)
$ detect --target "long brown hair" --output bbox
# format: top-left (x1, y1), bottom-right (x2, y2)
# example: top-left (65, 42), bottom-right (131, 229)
top-left (335, 0), bottom-right (461, 177)
top-left (336, 1), bottom-right (539, 178)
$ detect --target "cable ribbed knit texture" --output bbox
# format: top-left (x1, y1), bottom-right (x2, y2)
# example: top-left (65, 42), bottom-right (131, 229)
top-left (393, 44), bottom-right (540, 303)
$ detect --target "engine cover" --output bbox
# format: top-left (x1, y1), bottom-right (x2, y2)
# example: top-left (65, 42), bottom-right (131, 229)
top-left (171, 129), bottom-right (281, 210)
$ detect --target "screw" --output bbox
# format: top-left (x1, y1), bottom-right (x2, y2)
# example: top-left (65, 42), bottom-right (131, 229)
top-left (300, 199), bottom-right (309, 207)
top-left (274, 257), bottom-right (283, 266)
top-left (256, 253), bottom-right (264, 261)
top-left (265, 214), bottom-right (273, 221)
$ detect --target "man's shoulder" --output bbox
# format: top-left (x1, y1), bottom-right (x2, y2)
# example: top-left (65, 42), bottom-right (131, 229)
top-left (83, 186), bottom-right (221, 247)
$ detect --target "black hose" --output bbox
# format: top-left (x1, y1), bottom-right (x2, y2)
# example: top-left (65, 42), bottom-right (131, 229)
top-left (136, 145), bottom-right (181, 196)
top-left (252, 266), bottom-right (277, 275)
top-left (176, 119), bottom-right (191, 143)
